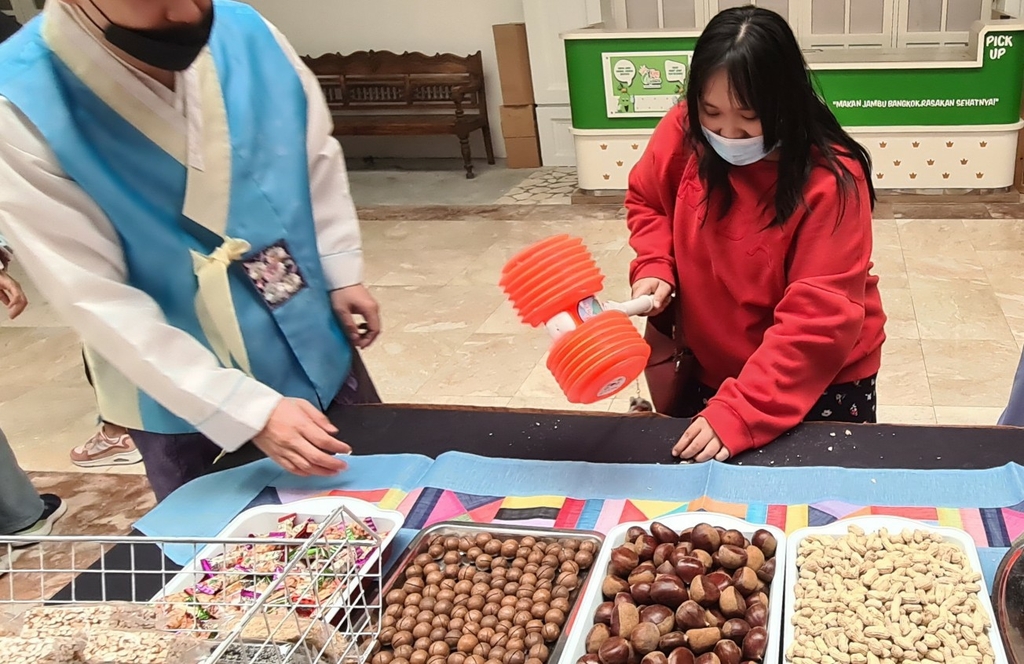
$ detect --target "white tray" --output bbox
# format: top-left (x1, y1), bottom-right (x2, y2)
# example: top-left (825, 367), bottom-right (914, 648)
top-left (782, 516), bottom-right (1008, 664)
top-left (154, 496), bottom-right (404, 610)
top-left (558, 513), bottom-right (787, 664)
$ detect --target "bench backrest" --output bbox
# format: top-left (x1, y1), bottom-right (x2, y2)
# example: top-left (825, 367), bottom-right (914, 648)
top-left (302, 50), bottom-right (487, 116)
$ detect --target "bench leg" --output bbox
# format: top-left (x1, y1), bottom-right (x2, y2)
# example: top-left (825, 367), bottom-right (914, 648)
top-left (482, 128), bottom-right (496, 165)
top-left (458, 135), bottom-right (475, 179)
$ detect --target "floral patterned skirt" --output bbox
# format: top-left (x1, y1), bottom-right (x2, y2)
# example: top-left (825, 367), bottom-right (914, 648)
top-left (683, 375), bottom-right (879, 424)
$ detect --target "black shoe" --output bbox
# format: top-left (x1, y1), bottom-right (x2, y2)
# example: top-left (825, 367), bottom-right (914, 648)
top-left (11, 494), bottom-right (67, 546)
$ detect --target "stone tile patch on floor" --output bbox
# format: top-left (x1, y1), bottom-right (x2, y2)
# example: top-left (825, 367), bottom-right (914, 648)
top-left (495, 167), bottom-right (578, 205)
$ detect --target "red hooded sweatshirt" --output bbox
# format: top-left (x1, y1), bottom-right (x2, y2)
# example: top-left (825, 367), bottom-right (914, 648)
top-left (626, 104), bottom-right (886, 456)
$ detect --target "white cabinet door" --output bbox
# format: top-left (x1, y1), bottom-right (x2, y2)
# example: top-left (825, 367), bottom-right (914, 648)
top-left (524, 0), bottom-right (594, 106)
top-left (535, 105), bottom-right (577, 166)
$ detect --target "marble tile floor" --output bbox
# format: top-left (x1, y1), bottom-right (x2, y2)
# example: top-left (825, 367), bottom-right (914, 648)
top-left (3, 167), bottom-right (1024, 476)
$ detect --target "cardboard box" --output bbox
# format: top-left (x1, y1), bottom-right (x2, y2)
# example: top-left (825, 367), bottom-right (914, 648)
top-left (492, 23), bottom-right (535, 106)
top-left (505, 135), bottom-right (542, 169)
top-left (500, 105), bottom-right (538, 139)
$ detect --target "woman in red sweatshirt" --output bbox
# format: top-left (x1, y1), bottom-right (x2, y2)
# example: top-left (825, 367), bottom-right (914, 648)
top-left (628, 6), bottom-right (886, 463)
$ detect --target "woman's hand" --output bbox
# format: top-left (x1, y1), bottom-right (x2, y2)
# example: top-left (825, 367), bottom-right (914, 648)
top-left (0, 270), bottom-right (27, 320)
top-left (673, 416), bottom-right (731, 462)
top-left (631, 277), bottom-right (674, 316)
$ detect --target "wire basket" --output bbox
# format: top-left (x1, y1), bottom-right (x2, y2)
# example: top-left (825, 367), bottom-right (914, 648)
top-left (0, 504), bottom-right (382, 664)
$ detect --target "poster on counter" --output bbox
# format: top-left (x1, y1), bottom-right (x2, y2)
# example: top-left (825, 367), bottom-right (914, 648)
top-left (602, 51), bottom-right (693, 119)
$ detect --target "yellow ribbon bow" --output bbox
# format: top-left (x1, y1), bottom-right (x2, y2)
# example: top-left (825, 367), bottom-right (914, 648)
top-left (190, 237), bottom-right (253, 376)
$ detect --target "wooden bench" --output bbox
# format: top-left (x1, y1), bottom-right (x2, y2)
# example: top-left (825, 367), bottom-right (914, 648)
top-left (302, 50), bottom-right (496, 179)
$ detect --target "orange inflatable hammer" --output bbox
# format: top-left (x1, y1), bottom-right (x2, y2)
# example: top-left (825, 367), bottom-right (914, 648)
top-left (499, 235), bottom-right (654, 404)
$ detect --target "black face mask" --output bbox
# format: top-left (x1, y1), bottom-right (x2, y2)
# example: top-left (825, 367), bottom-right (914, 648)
top-left (84, 1), bottom-right (214, 72)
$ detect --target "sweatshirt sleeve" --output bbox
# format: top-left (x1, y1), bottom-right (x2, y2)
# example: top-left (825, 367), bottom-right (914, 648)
top-left (625, 104), bottom-right (690, 286)
top-left (700, 160), bottom-right (873, 455)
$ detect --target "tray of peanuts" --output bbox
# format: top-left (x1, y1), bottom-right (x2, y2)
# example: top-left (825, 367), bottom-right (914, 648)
top-left (783, 516), bottom-right (1008, 664)
top-left (560, 514), bottom-right (786, 664)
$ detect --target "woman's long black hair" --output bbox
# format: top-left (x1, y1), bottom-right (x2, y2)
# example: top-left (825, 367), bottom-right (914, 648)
top-left (686, 5), bottom-right (875, 226)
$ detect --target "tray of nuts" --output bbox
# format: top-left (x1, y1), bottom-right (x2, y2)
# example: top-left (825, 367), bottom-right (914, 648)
top-left (784, 516), bottom-right (1008, 664)
top-left (560, 514), bottom-right (785, 664)
top-left (371, 523), bottom-right (605, 664)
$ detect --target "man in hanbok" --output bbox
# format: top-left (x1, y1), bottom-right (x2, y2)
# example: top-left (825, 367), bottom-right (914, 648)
top-left (0, 0), bottom-right (382, 500)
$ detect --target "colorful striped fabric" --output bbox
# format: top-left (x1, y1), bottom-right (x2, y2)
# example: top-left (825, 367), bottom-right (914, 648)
top-left (272, 486), bottom-right (1024, 549)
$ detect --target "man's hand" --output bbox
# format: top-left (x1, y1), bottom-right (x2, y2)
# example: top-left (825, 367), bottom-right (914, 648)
top-left (672, 416), bottom-right (731, 463)
top-left (253, 398), bottom-right (352, 476)
top-left (0, 270), bottom-right (27, 320)
top-left (631, 277), bottom-right (674, 316)
top-left (330, 284), bottom-right (381, 349)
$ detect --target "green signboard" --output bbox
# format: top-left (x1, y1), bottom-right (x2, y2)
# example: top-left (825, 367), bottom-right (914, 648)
top-left (602, 51), bottom-right (693, 118)
top-left (566, 30), bottom-right (1024, 130)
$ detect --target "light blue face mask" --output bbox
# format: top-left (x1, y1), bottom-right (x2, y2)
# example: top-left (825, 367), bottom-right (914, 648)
top-left (701, 125), bottom-right (777, 166)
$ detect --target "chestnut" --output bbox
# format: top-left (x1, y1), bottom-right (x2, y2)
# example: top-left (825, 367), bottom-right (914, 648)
top-left (636, 535), bottom-right (658, 562)
top-left (577, 656), bottom-right (600, 664)
top-left (696, 655), bottom-right (721, 664)
top-left (602, 575), bottom-right (631, 599)
top-left (717, 546), bottom-right (748, 571)
top-left (615, 592), bottom-right (635, 607)
top-left (642, 653), bottom-right (669, 664)
top-left (595, 602), bottom-right (614, 625)
top-left (748, 592), bottom-right (768, 609)
top-left (732, 568), bottom-right (759, 596)
top-left (743, 547), bottom-right (765, 573)
top-left (631, 582), bottom-right (653, 605)
top-left (650, 575), bottom-right (689, 609)
top-left (653, 543), bottom-right (676, 568)
top-left (741, 627), bottom-right (767, 661)
top-left (650, 522), bottom-right (679, 545)
top-left (667, 647), bottom-right (696, 664)
top-left (721, 619), bottom-right (751, 643)
top-left (674, 601), bottom-right (707, 630)
top-left (720, 530), bottom-right (745, 548)
top-left (659, 631), bottom-right (692, 651)
top-left (690, 525), bottom-right (720, 553)
top-left (660, 631), bottom-right (688, 652)
top-left (627, 526), bottom-right (647, 542)
top-left (719, 587), bottom-right (747, 619)
top-left (714, 641), bottom-right (742, 664)
top-left (705, 609), bottom-right (727, 630)
top-left (611, 602), bottom-right (640, 638)
top-left (755, 559), bottom-right (775, 585)
top-left (692, 550), bottom-right (713, 572)
top-left (750, 531), bottom-right (776, 558)
top-left (744, 603), bottom-right (767, 629)
top-left (685, 627), bottom-right (722, 655)
top-left (630, 622), bottom-right (662, 655)
top-left (610, 546), bottom-right (640, 577)
top-left (597, 636), bottom-right (633, 664)
top-left (657, 561), bottom-right (677, 577)
top-left (628, 563), bottom-right (657, 586)
top-left (689, 576), bottom-right (721, 607)
top-left (640, 605), bottom-right (676, 636)
top-left (674, 557), bottom-right (705, 584)
top-left (705, 571), bottom-right (733, 593)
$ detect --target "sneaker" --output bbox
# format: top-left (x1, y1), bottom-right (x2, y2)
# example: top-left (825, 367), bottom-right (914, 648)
top-left (11, 494), bottom-right (67, 546)
top-left (70, 426), bottom-right (141, 468)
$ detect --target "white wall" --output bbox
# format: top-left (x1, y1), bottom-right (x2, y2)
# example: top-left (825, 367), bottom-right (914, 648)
top-left (246, 0), bottom-right (525, 160)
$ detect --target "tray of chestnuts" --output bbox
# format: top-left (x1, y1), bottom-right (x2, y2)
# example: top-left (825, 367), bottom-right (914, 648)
top-left (370, 522), bottom-right (606, 664)
top-left (560, 515), bottom-right (784, 664)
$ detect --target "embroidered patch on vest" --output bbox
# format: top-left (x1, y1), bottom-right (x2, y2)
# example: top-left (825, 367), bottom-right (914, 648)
top-left (242, 241), bottom-right (307, 308)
